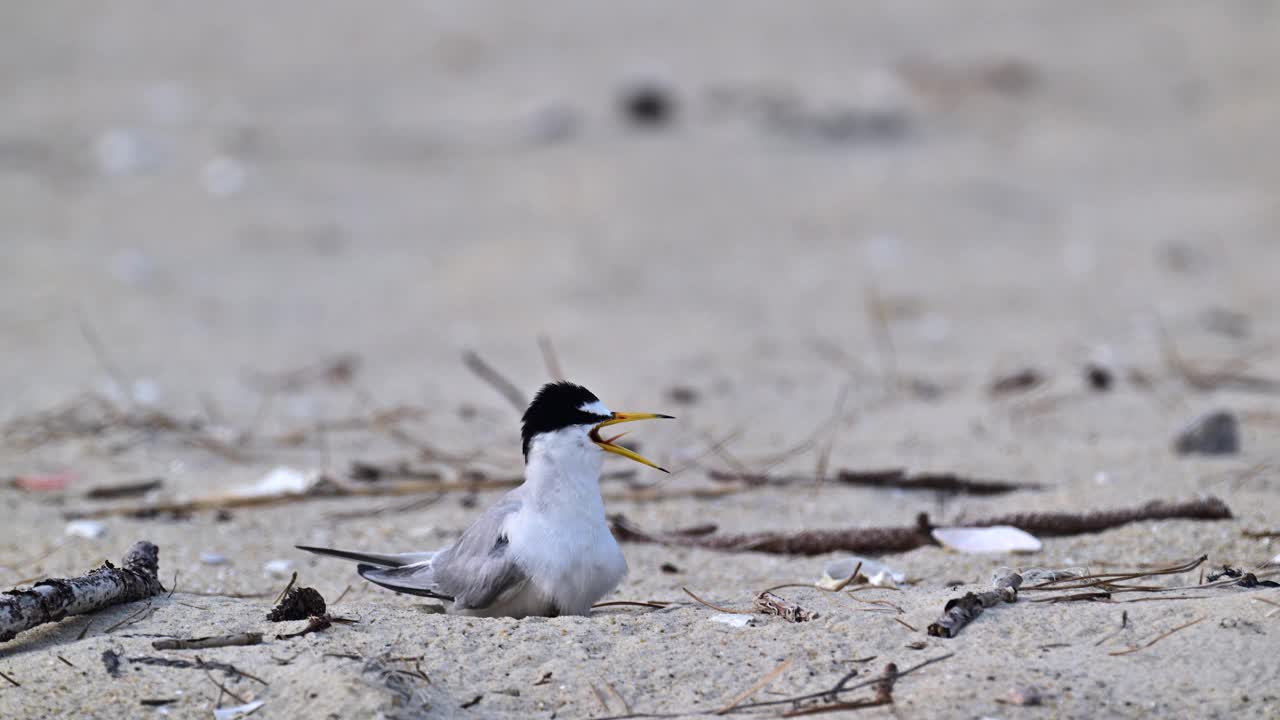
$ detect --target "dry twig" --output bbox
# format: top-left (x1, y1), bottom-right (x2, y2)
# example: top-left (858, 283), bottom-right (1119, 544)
top-left (153, 633), bottom-right (264, 650)
top-left (927, 572), bottom-right (1022, 638)
top-left (1, 541), bottom-right (163, 643)
top-left (1108, 616), bottom-right (1207, 656)
top-left (462, 350), bottom-right (525, 412)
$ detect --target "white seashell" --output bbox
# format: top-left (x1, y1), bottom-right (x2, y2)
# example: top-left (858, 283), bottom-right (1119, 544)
top-left (708, 613), bottom-right (754, 628)
top-left (818, 556), bottom-right (906, 589)
top-left (263, 559), bottom-right (294, 578)
top-left (65, 520), bottom-right (108, 539)
top-left (232, 467), bottom-right (317, 498)
top-left (213, 700), bottom-right (265, 720)
top-left (932, 526), bottom-right (1042, 554)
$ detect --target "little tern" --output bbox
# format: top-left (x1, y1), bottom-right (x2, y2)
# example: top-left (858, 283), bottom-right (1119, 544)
top-left (297, 381), bottom-right (672, 618)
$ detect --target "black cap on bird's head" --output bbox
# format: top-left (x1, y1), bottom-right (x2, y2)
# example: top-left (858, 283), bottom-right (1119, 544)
top-left (520, 381), bottom-right (674, 472)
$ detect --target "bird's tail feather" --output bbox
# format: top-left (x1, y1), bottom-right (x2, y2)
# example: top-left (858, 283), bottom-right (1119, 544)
top-left (295, 545), bottom-right (436, 568)
top-left (357, 563), bottom-right (453, 600)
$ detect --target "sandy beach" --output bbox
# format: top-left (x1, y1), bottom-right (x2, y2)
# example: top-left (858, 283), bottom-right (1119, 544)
top-left (3, 2), bottom-right (1279, 717)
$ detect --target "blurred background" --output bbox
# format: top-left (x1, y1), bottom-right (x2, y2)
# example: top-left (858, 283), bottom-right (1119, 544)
top-left (2, 1), bottom-right (1278, 463)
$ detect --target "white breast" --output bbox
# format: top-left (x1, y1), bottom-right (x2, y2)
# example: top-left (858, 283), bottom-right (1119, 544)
top-left (509, 426), bottom-right (629, 615)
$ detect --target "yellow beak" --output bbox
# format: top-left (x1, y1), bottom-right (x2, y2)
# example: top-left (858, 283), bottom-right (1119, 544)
top-left (590, 412), bottom-right (674, 473)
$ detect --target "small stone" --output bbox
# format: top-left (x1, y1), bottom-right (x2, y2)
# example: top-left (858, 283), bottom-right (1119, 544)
top-left (1173, 410), bottom-right (1239, 455)
top-left (1008, 686), bottom-right (1043, 706)
top-left (620, 83), bottom-right (675, 128)
top-left (65, 520), bottom-right (108, 539)
top-left (263, 559), bottom-right (294, 578)
top-left (200, 553), bottom-right (228, 566)
top-left (1085, 364), bottom-right (1113, 391)
top-left (660, 562), bottom-right (681, 574)
top-left (665, 386), bottom-right (699, 405)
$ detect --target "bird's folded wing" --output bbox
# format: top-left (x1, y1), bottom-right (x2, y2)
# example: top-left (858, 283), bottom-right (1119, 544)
top-left (356, 561), bottom-right (454, 601)
top-left (429, 495), bottom-right (530, 610)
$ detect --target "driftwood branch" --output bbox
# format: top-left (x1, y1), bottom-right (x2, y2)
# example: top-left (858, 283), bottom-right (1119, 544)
top-left (611, 513), bottom-right (933, 556)
top-left (967, 498), bottom-right (1233, 536)
top-left (927, 572), bottom-right (1022, 638)
top-left (611, 497), bottom-right (1232, 556)
top-left (709, 469), bottom-right (1038, 496)
top-left (1, 541), bottom-right (164, 643)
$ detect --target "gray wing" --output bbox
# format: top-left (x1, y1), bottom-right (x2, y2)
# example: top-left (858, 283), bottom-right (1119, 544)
top-left (357, 492), bottom-right (529, 609)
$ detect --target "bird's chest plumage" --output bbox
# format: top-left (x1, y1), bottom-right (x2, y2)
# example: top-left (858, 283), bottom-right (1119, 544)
top-left (508, 503), bottom-right (627, 615)
top-left (511, 428), bottom-right (630, 614)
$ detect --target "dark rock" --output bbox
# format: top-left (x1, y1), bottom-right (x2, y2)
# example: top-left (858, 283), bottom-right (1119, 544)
top-left (1173, 410), bottom-right (1239, 455)
top-left (620, 83), bottom-right (675, 128)
top-left (1085, 364), bottom-right (1113, 391)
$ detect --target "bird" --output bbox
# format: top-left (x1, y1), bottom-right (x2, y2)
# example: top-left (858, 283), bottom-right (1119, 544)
top-left (297, 381), bottom-right (673, 618)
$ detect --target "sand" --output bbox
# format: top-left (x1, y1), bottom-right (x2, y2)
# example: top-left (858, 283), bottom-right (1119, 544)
top-left (2, 2), bottom-right (1279, 718)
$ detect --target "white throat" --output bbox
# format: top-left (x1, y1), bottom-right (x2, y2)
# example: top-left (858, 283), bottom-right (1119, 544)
top-left (523, 426), bottom-right (606, 514)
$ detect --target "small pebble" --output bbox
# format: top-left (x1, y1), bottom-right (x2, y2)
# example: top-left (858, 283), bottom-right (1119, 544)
top-left (1008, 686), bottom-right (1043, 706)
top-left (1085, 363), bottom-right (1113, 391)
top-left (620, 82), bottom-right (675, 128)
top-left (65, 520), bottom-right (108, 539)
top-left (1173, 410), bottom-right (1239, 455)
top-left (665, 386), bottom-right (699, 405)
top-left (200, 553), bottom-right (229, 566)
top-left (263, 559), bottom-right (294, 578)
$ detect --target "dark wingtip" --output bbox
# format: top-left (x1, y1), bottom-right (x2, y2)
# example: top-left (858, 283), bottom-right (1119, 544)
top-left (656, 466), bottom-right (670, 474)
top-left (657, 414), bottom-right (676, 419)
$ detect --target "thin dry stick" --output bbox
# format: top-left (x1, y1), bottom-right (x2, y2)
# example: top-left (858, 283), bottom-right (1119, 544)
top-left (606, 682), bottom-right (632, 715)
top-left (813, 384), bottom-right (850, 489)
top-left (273, 572), bottom-right (299, 606)
top-left (865, 285), bottom-right (899, 390)
top-left (77, 314), bottom-right (134, 410)
top-left (592, 600), bottom-right (671, 610)
top-left (153, 633), bottom-right (264, 650)
top-left (461, 350), bottom-right (525, 412)
top-left (537, 335), bottom-right (564, 380)
top-left (682, 587), bottom-right (748, 614)
top-left (0, 670), bottom-right (19, 687)
top-left (591, 683), bottom-right (613, 715)
top-left (1158, 324), bottom-right (1280, 393)
top-left (66, 476), bottom-right (527, 519)
top-left (201, 659), bottom-right (247, 705)
top-left (103, 602), bottom-right (156, 633)
top-left (782, 662), bottom-right (898, 717)
top-left (1108, 616), bottom-right (1206, 656)
top-left (716, 658), bottom-right (793, 714)
top-left (894, 617), bottom-right (918, 632)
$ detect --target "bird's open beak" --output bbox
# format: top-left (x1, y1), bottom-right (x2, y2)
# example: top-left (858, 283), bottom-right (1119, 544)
top-left (590, 412), bottom-right (674, 473)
